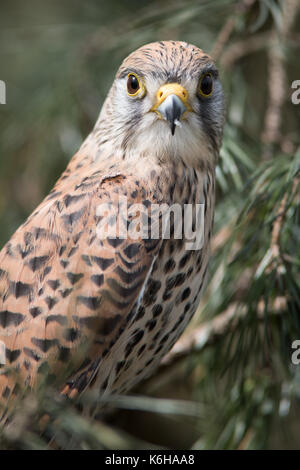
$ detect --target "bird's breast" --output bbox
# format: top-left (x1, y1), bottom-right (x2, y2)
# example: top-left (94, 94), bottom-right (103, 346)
top-left (91, 166), bottom-right (215, 398)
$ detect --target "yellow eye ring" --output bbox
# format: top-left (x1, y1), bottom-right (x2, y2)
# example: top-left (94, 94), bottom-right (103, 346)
top-left (198, 72), bottom-right (214, 98)
top-left (127, 73), bottom-right (145, 97)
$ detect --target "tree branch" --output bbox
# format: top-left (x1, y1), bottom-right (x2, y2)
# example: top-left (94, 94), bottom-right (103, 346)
top-left (261, 0), bottom-right (300, 159)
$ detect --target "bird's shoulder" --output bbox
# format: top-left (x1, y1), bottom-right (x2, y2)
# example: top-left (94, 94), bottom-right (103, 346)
top-left (0, 151), bottom-right (163, 394)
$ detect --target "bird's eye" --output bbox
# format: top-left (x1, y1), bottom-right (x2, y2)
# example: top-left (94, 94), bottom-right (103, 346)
top-left (127, 73), bottom-right (142, 96)
top-left (198, 72), bottom-right (214, 98)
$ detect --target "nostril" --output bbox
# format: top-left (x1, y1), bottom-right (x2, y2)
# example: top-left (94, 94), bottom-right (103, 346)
top-left (159, 91), bottom-right (163, 98)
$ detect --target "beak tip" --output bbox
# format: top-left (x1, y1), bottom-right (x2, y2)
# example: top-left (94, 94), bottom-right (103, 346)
top-left (157, 93), bottom-right (186, 137)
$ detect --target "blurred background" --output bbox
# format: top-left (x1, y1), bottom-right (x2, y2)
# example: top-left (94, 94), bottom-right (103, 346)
top-left (0, 0), bottom-right (300, 450)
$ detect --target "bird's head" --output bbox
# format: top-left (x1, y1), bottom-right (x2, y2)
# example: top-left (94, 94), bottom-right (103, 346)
top-left (95, 41), bottom-right (225, 166)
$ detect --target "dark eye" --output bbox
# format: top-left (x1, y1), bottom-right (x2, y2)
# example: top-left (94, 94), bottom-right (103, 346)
top-left (198, 72), bottom-right (214, 97)
top-left (127, 73), bottom-right (141, 96)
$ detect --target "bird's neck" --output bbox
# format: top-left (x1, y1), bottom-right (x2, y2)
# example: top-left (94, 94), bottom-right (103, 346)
top-left (81, 125), bottom-right (214, 175)
top-left (81, 94), bottom-right (219, 172)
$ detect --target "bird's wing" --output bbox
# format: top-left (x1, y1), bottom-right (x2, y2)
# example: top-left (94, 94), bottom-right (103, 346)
top-left (0, 162), bottom-right (162, 402)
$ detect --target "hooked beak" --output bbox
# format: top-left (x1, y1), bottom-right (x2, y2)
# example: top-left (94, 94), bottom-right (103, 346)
top-left (151, 83), bottom-right (191, 135)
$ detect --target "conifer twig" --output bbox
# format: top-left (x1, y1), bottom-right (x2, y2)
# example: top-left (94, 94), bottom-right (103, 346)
top-left (211, 0), bottom-right (256, 61)
top-left (161, 297), bottom-right (287, 367)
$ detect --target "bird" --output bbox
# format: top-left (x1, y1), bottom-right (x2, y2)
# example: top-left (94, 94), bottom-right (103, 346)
top-left (0, 41), bottom-right (225, 410)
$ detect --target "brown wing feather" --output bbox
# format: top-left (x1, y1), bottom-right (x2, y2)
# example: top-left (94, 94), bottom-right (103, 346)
top-left (0, 152), bottom-right (161, 404)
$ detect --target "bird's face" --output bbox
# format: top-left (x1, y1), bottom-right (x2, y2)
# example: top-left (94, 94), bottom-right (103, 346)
top-left (99, 41), bottom-right (225, 166)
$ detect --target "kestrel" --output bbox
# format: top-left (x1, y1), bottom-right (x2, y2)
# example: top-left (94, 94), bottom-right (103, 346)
top-left (0, 41), bottom-right (225, 409)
